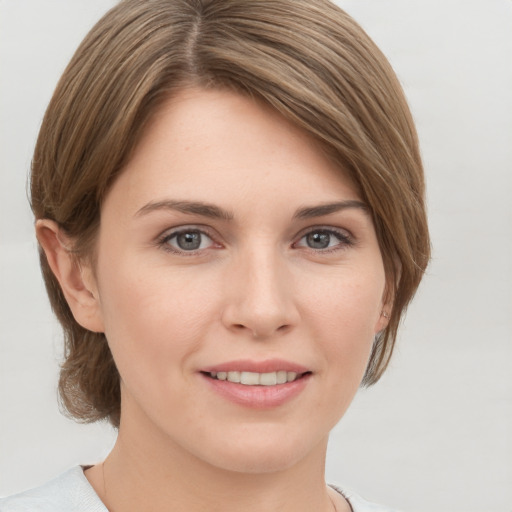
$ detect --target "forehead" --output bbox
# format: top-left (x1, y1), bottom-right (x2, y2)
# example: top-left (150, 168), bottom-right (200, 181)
top-left (104, 87), bottom-right (361, 217)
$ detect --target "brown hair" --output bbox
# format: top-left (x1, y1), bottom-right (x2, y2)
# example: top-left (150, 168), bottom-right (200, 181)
top-left (31, 0), bottom-right (430, 428)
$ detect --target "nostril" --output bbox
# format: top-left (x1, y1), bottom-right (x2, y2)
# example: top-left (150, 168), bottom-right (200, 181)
top-left (230, 323), bottom-right (292, 338)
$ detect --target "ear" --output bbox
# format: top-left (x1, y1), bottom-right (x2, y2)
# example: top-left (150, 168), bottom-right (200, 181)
top-left (374, 259), bottom-right (400, 334)
top-left (374, 286), bottom-right (394, 334)
top-left (374, 307), bottom-right (391, 334)
top-left (36, 219), bottom-right (105, 333)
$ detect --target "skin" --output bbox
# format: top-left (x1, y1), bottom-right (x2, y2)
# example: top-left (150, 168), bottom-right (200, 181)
top-left (38, 88), bottom-right (390, 512)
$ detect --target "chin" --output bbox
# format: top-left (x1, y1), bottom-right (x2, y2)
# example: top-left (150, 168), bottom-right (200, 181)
top-left (209, 451), bottom-right (305, 475)
top-left (197, 428), bottom-right (327, 475)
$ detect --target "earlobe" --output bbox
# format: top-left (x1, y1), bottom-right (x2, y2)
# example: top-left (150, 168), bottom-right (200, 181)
top-left (374, 309), bottom-right (390, 333)
top-left (374, 273), bottom-right (396, 333)
top-left (374, 288), bottom-right (393, 334)
top-left (36, 219), bottom-right (104, 333)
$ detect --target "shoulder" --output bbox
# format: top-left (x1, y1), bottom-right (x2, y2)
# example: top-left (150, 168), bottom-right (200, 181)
top-left (332, 484), bottom-right (402, 512)
top-left (0, 466), bottom-right (107, 512)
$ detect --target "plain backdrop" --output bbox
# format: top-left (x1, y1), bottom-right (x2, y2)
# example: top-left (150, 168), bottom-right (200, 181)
top-left (0, 1), bottom-right (511, 511)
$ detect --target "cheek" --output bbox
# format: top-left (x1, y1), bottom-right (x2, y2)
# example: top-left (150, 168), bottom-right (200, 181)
top-left (95, 257), bottom-right (220, 373)
top-left (307, 266), bottom-right (384, 331)
top-left (305, 269), bottom-right (385, 370)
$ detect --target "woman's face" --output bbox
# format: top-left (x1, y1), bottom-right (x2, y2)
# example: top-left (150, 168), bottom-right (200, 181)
top-left (87, 88), bottom-right (389, 473)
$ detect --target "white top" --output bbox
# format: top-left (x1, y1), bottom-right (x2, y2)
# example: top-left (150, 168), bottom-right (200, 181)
top-left (0, 466), bottom-right (399, 512)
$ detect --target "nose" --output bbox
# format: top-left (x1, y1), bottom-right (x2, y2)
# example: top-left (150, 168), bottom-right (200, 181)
top-left (221, 248), bottom-right (299, 339)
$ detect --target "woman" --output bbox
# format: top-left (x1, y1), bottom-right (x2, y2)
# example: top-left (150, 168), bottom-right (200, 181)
top-left (0, 0), bottom-right (430, 511)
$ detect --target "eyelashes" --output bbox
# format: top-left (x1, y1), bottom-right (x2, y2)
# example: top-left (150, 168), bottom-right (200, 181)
top-left (157, 227), bottom-right (219, 255)
top-left (157, 225), bottom-right (355, 256)
top-left (293, 228), bottom-right (354, 253)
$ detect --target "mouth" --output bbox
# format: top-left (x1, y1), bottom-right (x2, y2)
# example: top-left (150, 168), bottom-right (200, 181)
top-left (203, 370), bottom-right (310, 386)
top-left (199, 360), bottom-right (312, 407)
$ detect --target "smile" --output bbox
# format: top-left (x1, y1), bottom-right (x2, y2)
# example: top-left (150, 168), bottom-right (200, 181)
top-left (200, 360), bottom-right (312, 407)
top-left (207, 370), bottom-right (303, 386)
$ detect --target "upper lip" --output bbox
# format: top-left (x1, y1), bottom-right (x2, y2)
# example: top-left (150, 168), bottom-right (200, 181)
top-left (200, 359), bottom-right (310, 374)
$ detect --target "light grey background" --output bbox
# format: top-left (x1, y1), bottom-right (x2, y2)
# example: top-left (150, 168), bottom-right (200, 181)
top-left (1, 1), bottom-right (511, 511)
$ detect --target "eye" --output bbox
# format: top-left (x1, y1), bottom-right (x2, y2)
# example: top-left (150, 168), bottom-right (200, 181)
top-left (294, 228), bottom-right (353, 251)
top-left (159, 228), bottom-right (217, 253)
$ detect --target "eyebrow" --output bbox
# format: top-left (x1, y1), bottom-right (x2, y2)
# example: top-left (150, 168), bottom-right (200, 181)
top-left (134, 200), bottom-right (234, 220)
top-left (134, 199), bottom-right (368, 221)
top-left (293, 200), bottom-right (368, 219)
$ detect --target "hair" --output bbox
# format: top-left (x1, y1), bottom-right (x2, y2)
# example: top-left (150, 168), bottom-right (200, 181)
top-left (31, 0), bottom-right (430, 428)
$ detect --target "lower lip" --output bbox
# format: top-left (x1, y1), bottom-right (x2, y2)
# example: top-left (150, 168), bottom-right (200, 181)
top-left (201, 373), bottom-right (311, 409)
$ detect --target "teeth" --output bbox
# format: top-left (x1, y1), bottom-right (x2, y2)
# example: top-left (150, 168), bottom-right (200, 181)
top-left (241, 371), bottom-right (260, 385)
top-left (227, 371), bottom-right (241, 383)
top-left (259, 372), bottom-right (277, 386)
top-left (276, 370), bottom-right (287, 384)
top-left (209, 370), bottom-right (302, 385)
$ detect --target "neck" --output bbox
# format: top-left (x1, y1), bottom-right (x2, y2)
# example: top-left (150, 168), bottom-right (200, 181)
top-left (92, 414), bottom-right (337, 512)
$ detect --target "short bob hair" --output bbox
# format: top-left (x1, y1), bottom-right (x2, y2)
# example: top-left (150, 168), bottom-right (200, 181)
top-left (31, 0), bottom-right (430, 428)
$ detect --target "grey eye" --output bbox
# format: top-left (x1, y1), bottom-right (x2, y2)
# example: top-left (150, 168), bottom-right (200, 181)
top-left (175, 231), bottom-right (203, 250)
top-left (306, 231), bottom-right (332, 249)
top-left (294, 228), bottom-right (353, 252)
top-left (164, 230), bottom-right (214, 252)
